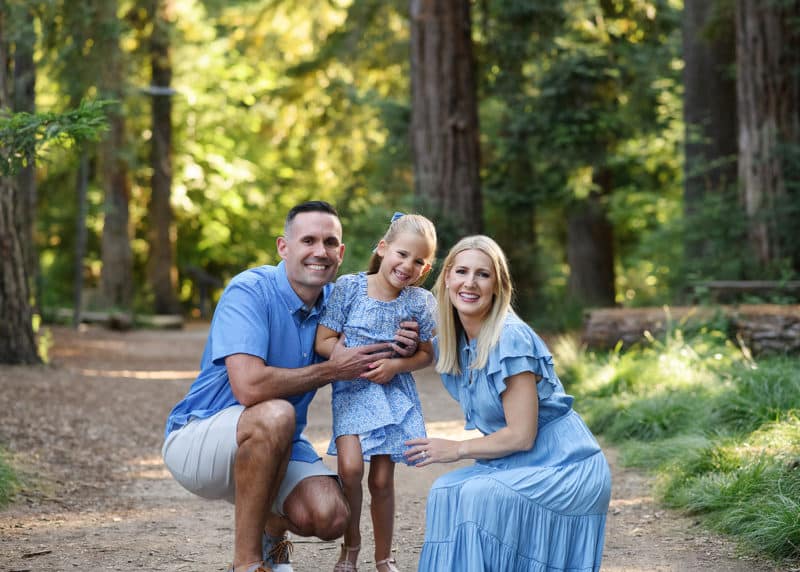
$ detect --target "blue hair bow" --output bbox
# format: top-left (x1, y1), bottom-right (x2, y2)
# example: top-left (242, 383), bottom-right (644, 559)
top-left (391, 211), bottom-right (405, 222)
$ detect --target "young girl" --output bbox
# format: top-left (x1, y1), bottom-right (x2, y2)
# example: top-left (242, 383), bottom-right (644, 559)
top-left (315, 213), bottom-right (437, 572)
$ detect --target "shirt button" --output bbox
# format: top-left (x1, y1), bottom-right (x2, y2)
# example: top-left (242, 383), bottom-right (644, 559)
top-left (303, 353), bottom-right (308, 357)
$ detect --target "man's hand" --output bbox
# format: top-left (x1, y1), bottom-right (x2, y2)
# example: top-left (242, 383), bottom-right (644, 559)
top-left (392, 320), bottom-right (420, 357)
top-left (328, 336), bottom-right (393, 380)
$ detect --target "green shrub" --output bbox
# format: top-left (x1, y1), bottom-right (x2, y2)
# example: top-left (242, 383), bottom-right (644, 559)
top-left (564, 325), bottom-right (800, 562)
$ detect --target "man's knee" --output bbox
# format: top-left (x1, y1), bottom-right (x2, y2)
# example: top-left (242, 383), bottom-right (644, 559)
top-left (285, 479), bottom-right (349, 539)
top-left (296, 499), bottom-right (348, 540)
top-left (238, 399), bottom-right (295, 446)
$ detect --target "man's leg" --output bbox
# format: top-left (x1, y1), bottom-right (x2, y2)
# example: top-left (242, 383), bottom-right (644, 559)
top-left (233, 399), bottom-right (295, 568)
top-left (282, 473), bottom-right (349, 541)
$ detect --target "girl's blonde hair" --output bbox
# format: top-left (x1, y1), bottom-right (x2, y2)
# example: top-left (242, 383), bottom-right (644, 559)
top-left (433, 235), bottom-right (514, 375)
top-left (367, 213), bottom-right (437, 287)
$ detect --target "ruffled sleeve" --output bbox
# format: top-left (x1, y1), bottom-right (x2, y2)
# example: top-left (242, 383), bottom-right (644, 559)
top-left (485, 317), bottom-right (561, 401)
top-left (416, 288), bottom-right (437, 342)
top-left (318, 273), bottom-right (357, 332)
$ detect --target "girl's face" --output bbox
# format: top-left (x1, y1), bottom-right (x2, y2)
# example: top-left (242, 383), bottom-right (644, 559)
top-left (445, 249), bottom-right (496, 322)
top-left (376, 232), bottom-right (434, 291)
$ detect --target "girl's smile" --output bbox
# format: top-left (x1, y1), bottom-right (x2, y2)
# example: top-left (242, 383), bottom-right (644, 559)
top-left (372, 231), bottom-right (434, 298)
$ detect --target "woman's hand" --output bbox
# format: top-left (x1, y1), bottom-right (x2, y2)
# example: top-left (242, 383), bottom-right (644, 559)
top-left (405, 437), bottom-right (462, 467)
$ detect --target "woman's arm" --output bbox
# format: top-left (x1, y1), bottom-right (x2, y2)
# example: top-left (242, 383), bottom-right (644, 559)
top-left (314, 324), bottom-right (341, 358)
top-left (405, 371), bottom-right (539, 465)
top-left (361, 340), bottom-right (435, 384)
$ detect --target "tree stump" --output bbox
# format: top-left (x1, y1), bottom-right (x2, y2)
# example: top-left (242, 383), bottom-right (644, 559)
top-left (581, 304), bottom-right (800, 355)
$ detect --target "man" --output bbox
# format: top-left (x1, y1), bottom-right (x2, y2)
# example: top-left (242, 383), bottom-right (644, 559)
top-left (163, 201), bottom-right (419, 572)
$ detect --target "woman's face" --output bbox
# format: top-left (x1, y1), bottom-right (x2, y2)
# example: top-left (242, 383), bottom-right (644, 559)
top-left (445, 249), bottom-right (496, 322)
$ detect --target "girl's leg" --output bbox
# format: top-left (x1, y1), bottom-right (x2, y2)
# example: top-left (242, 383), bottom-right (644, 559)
top-left (368, 455), bottom-right (396, 567)
top-left (335, 435), bottom-right (364, 568)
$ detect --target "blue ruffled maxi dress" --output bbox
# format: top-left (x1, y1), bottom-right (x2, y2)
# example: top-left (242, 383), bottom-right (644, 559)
top-left (419, 313), bottom-right (611, 571)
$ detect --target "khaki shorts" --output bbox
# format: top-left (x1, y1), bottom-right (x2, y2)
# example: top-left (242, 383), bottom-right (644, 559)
top-left (162, 405), bottom-right (337, 515)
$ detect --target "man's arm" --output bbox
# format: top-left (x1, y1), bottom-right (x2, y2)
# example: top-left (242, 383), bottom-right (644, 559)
top-left (226, 339), bottom-right (393, 406)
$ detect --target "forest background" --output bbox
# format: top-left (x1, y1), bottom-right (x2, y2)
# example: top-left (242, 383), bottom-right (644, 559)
top-left (1, 0), bottom-right (799, 360)
top-left (3, 0), bottom-right (800, 565)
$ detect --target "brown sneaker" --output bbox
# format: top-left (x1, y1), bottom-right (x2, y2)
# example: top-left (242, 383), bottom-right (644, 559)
top-left (262, 531), bottom-right (294, 571)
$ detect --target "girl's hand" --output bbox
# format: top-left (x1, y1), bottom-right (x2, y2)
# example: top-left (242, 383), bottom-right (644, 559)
top-left (329, 336), bottom-right (393, 380)
top-left (404, 437), bottom-right (462, 467)
top-left (361, 358), bottom-right (398, 384)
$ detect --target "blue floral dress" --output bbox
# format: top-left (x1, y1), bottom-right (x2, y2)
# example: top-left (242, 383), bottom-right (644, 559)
top-left (319, 272), bottom-right (437, 464)
top-left (419, 312), bottom-right (611, 571)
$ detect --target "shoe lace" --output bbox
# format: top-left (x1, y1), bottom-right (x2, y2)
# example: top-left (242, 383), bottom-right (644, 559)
top-left (268, 538), bottom-right (293, 564)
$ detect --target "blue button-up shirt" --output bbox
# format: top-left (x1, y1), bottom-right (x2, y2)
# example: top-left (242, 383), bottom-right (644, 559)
top-left (164, 261), bottom-right (332, 462)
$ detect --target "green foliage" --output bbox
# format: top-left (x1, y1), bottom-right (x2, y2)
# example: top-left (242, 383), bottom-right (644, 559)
top-left (24, 0), bottom-right (793, 321)
top-left (711, 358), bottom-right (800, 434)
top-left (0, 448), bottom-right (19, 508)
top-left (0, 100), bottom-right (110, 176)
top-left (563, 326), bottom-right (800, 561)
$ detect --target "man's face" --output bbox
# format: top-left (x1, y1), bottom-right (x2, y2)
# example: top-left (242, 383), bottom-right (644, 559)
top-left (277, 211), bottom-right (345, 300)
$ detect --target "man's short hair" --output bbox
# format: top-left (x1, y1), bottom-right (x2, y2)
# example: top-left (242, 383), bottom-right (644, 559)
top-left (284, 201), bottom-right (339, 235)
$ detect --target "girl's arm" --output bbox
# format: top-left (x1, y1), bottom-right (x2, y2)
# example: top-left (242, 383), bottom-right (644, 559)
top-left (315, 324), bottom-right (342, 359)
top-left (405, 371), bottom-right (539, 465)
top-left (361, 339), bottom-right (435, 384)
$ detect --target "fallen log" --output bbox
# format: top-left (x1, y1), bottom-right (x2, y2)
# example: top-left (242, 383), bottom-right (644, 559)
top-left (581, 304), bottom-right (800, 355)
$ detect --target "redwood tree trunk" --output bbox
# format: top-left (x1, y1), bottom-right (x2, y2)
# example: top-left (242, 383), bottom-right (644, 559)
top-left (410, 0), bottom-right (482, 237)
top-left (13, 4), bottom-right (36, 291)
top-left (683, 0), bottom-right (738, 264)
top-left (0, 8), bottom-right (40, 364)
top-left (148, 0), bottom-right (178, 314)
top-left (98, 0), bottom-right (133, 310)
top-left (0, 179), bottom-right (39, 364)
top-left (736, 0), bottom-right (800, 272)
top-left (567, 172), bottom-right (616, 308)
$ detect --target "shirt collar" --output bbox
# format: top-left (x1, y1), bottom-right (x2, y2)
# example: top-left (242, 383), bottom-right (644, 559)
top-left (275, 261), bottom-right (328, 317)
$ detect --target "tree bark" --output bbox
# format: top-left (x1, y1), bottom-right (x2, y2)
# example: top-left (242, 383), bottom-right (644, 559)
top-left (148, 0), bottom-right (178, 314)
top-left (97, 0), bottom-right (133, 310)
top-left (682, 0), bottom-right (738, 263)
top-left (13, 4), bottom-right (37, 294)
top-left (409, 0), bottom-right (482, 237)
top-left (735, 0), bottom-right (800, 272)
top-left (0, 7), bottom-right (40, 364)
top-left (567, 171), bottom-right (616, 308)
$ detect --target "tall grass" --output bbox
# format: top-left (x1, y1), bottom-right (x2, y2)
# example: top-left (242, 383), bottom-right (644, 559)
top-left (0, 448), bottom-right (18, 507)
top-left (557, 325), bottom-right (800, 563)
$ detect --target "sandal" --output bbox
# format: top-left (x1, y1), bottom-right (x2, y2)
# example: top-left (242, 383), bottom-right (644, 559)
top-left (376, 558), bottom-right (399, 572)
top-left (333, 543), bottom-right (361, 572)
top-left (227, 561), bottom-right (273, 572)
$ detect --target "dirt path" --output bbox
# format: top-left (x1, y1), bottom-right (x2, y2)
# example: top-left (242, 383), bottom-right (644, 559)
top-left (0, 324), bottom-right (783, 571)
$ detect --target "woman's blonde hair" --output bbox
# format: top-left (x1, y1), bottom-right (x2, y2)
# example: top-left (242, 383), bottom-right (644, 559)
top-left (367, 213), bottom-right (437, 287)
top-left (433, 235), bottom-right (514, 375)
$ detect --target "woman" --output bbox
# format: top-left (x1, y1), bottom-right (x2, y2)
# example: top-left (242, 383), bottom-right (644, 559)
top-left (405, 235), bottom-right (611, 572)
